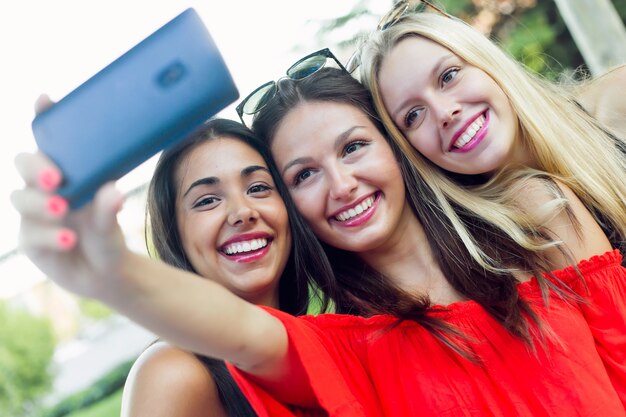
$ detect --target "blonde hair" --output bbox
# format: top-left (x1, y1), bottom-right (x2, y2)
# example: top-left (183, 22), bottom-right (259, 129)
top-left (358, 13), bottom-right (626, 268)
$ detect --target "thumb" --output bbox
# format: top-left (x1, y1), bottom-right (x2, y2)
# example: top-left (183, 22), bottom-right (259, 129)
top-left (92, 182), bottom-right (125, 232)
top-left (34, 94), bottom-right (55, 115)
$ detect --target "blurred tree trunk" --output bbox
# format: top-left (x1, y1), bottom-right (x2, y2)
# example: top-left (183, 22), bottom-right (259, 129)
top-left (552, 0), bottom-right (626, 75)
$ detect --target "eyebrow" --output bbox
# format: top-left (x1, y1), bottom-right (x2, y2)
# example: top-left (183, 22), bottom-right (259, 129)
top-left (183, 165), bottom-right (269, 197)
top-left (391, 53), bottom-right (455, 120)
top-left (281, 126), bottom-right (362, 176)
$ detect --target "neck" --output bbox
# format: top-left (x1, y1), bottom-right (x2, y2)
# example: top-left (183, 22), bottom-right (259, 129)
top-left (509, 133), bottom-right (538, 170)
top-left (244, 288), bottom-right (280, 310)
top-left (357, 204), bottom-right (463, 305)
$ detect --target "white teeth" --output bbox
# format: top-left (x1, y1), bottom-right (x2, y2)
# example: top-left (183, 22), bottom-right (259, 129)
top-left (454, 115), bottom-right (485, 149)
top-left (335, 196), bottom-right (375, 222)
top-left (223, 238), bottom-right (268, 255)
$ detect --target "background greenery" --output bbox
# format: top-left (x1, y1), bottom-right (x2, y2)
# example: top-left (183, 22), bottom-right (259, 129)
top-left (39, 360), bottom-right (132, 417)
top-left (326, 0), bottom-right (626, 80)
top-left (0, 302), bottom-right (56, 417)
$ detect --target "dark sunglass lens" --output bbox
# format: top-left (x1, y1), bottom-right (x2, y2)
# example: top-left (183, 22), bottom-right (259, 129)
top-left (243, 82), bottom-right (277, 115)
top-left (287, 55), bottom-right (327, 80)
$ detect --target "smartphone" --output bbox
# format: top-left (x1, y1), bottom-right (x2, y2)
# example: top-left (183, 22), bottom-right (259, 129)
top-left (32, 8), bottom-right (239, 208)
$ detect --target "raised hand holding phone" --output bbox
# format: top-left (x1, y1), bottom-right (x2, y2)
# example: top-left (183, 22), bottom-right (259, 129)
top-left (31, 8), bottom-right (239, 208)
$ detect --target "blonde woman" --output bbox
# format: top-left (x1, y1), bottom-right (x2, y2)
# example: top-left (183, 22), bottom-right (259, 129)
top-left (356, 8), bottom-right (626, 406)
top-left (356, 10), bottom-right (625, 262)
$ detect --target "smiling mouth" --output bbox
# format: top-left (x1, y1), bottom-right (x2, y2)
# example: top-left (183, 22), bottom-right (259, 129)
top-left (221, 238), bottom-right (269, 255)
top-left (450, 111), bottom-right (487, 151)
top-left (334, 195), bottom-right (376, 222)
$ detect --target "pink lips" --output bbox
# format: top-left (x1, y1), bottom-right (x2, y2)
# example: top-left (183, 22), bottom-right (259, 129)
top-left (225, 245), bottom-right (271, 263)
top-left (330, 193), bottom-right (380, 228)
top-left (219, 232), bottom-right (273, 264)
top-left (449, 110), bottom-right (489, 153)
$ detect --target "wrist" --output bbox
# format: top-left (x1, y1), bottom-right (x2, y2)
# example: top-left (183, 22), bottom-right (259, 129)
top-left (98, 249), bottom-right (151, 307)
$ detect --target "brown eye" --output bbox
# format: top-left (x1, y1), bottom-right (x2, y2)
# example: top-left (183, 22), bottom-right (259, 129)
top-left (193, 196), bottom-right (219, 209)
top-left (343, 140), bottom-right (367, 156)
top-left (294, 169), bottom-right (313, 186)
top-left (248, 183), bottom-right (272, 195)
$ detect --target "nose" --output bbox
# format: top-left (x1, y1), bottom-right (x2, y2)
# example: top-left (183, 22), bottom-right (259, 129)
top-left (328, 164), bottom-right (358, 201)
top-left (227, 197), bottom-right (259, 227)
top-left (433, 97), bottom-right (461, 129)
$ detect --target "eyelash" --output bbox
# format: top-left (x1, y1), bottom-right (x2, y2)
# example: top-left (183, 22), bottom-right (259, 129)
top-left (343, 140), bottom-right (367, 156)
top-left (248, 183), bottom-right (272, 194)
top-left (404, 108), bottom-right (423, 129)
top-left (193, 195), bottom-right (219, 209)
top-left (191, 183), bottom-right (273, 208)
top-left (440, 67), bottom-right (459, 86)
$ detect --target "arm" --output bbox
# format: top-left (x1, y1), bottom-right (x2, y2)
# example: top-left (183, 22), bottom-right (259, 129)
top-left (121, 342), bottom-right (229, 417)
top-left (11, 152), bottom-right (288, 380)
top-left (576, 64), bottom-right (626, 140)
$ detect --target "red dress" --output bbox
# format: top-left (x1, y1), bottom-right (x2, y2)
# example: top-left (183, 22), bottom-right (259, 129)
top-left (227, 250), bottom-right (626, 416)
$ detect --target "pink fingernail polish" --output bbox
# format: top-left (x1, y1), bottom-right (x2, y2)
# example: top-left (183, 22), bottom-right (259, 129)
top-left (47, 196), bottom-right (68, 217)
top-left (38, 169), bottom-right (62, 192)
top-left (57, 229), bottom-right (77, 250)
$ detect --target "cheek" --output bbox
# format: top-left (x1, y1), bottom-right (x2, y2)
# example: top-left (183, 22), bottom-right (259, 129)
top-left (269, 203), bottom-right (290, 235)
top-left (407, 129), bottom-right (439, 156)
top-left (503, 100), bottom-right (517, 127)
top-left (180, 215), bottom-right (219, 255)
top-left (373, 151), bottom-right (406, 199)
top-left (290, 192), bottom-right (316, 220)
top-left (289, 188), bottom-right (326, 228)
top-left (483, 79), bottom-right (512, 115)
top-left (176, 214), bottom-right (193, 253)
top-left (407, 134), bottom-right (426, 154)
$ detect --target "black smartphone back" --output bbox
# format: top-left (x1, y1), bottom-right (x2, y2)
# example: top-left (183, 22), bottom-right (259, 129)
top-left (32, 8), bottom-right (239, 208)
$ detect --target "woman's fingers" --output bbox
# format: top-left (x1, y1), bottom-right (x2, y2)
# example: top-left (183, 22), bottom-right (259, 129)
top-left (18, 217), bottom-right (76, 252)
top-left (14, 151), bottom-right (62, 191)
top-left (10, 188), bottom-right (69, 221)
top-left (34, 94), bottom-right (55, 115)
top-left (12, 187), bottom-right (76, 252)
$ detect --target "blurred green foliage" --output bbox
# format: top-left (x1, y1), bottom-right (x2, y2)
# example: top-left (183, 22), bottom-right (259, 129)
top-left (439, 0), bottom-right (625, 79)
top-left (321, 0), bottom-right (625, 80)
top-left (0, 302), bottom-right (56, 417)
top-left (78, 299), bottom-right (113, 321)
top-left (64, 389), bottom-right (123, 417)
top-left (40, 359), bottom-right (132, 417)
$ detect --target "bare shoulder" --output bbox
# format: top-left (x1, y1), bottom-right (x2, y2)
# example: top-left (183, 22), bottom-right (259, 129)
top-left (576, 64), bottom-right (626, 138)
top-left (510, 176), bottom-right (586, 214)
top-left (507, 175), bottom-right (566, 217)
top-left (511, 176), bottom-right (612, 265)
top-left (121, 341), bottom-right (228, 417)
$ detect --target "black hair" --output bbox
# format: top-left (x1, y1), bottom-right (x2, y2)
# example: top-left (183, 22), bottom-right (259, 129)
top-left (145, 118), bottom-right (336, 416)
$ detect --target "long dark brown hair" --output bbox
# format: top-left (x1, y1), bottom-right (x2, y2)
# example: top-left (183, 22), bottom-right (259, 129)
top-left (145, 118), bottom-right (336, 416)
top-left (251, 67), bottom-right (577, 351)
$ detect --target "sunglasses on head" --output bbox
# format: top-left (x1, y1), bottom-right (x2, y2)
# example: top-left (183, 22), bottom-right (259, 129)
top-left (236, 48), bottom-right (348, 128)
top-left (345, 0), bottom-right (450, 74)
